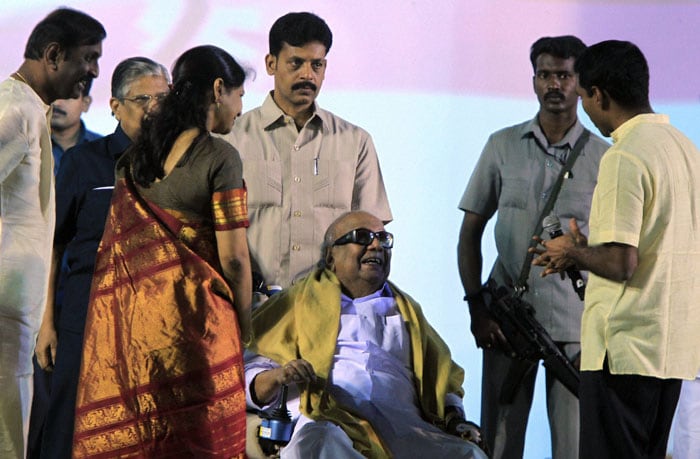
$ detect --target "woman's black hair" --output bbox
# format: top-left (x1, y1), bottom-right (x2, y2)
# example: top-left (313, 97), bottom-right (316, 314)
top-left (130, 45), bottom-right (246, 186)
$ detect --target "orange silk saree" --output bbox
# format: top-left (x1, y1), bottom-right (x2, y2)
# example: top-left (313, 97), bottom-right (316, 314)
top-left (73, 174), bottom-right (247, 458)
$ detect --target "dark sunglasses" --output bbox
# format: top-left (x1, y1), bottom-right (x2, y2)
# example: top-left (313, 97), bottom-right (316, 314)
top-left (333, 228), bottom-right (394, 249)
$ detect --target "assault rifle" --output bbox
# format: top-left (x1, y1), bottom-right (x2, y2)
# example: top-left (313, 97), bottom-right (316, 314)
top-left (482, 279), bottom-right (580, 403)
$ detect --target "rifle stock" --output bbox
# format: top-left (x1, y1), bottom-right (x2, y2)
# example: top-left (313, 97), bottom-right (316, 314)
top-left (483, 280), bottom-right (580, 401)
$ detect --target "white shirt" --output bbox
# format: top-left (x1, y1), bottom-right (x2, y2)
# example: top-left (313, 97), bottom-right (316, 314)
top-left (245, 284), bottom-right (463, 430)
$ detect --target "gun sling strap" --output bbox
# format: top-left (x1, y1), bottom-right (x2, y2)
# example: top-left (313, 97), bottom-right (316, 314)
top-left (513, 129), bottom-right (591, 295)
top-left (494, 130), bottom-right (590, 403)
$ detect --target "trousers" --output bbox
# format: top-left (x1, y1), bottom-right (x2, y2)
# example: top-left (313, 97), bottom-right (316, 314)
top-left (579, 357), bottom-right (681, 459)
top-left (481, 343), bottom-right (580, 459)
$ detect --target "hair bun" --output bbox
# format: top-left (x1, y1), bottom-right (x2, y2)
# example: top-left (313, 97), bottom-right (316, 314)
top-left (174, 80), bottom-right (193, 97)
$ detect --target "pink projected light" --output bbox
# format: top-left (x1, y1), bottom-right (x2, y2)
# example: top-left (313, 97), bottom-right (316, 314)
top-left (1, 1), bottom-right (698, 102)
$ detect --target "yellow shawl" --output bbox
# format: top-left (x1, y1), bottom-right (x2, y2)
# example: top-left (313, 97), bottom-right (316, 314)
top-left (250, 268), bottom-right (465, 458)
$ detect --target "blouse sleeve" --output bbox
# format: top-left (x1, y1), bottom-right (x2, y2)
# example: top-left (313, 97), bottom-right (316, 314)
top-left (210, 138), bottom-right (244, 192)
top-left (209, 138), bottom-right (248, 231)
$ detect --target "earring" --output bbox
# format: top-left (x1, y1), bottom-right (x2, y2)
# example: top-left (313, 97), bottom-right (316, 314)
top-left (215, 100), bottom-right (221, 110)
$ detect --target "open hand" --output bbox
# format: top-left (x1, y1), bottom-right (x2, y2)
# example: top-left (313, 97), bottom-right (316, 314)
top-left (530, 218), bottom-right (586, 277)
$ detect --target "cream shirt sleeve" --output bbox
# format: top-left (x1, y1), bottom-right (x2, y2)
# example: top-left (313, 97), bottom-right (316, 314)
top-left (589, 148), bottom-right (645, 248)
top-left (352, 132), bottom-right (392, 223)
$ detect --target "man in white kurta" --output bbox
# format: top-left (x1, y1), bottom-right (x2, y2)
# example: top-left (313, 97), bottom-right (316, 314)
top-left (246, 211), bottom-right (486, 458)
top-left (0, 76), bottom-right (55, 459)
top-left (0, 8), bottom-right (104, 458)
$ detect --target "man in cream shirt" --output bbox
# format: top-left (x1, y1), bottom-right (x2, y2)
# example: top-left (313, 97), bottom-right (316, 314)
top-left (223, 12), bottom-right (391, 290)
top-left (533, 40), bottom-right (700, 458)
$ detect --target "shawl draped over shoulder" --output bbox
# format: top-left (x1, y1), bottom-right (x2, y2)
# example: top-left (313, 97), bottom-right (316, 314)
top-left (250, 268), bottom-right (465, 458)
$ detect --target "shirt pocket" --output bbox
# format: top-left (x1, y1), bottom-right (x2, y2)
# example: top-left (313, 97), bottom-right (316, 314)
top-left (382, 315), bottom-right (410, 364)
top-left (313, 159), bottom-right (354, 208)
top-left (499, 176), bottom-right (530, 210)
top-left (555, 178), bottom-right (596, 221)
top-left (243, 160), bottom-right (282, 208)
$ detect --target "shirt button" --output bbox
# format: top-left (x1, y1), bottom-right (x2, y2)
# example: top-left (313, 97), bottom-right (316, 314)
top-left (293, 145), bottom-right (300, 151)
top-left (546, 160), bottom-right (553, 168)
top-left (293, 211), bottom-right (302, 217)
top-left (294, 176), bottom-right (301, 183)
top-left (541, 192), bottom-right (548, 199)
top-left (292, 244), bottom-right (301, 251)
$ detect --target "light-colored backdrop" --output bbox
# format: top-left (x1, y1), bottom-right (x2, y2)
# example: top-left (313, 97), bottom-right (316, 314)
top-left (3, 1), bottom-right (698, 457)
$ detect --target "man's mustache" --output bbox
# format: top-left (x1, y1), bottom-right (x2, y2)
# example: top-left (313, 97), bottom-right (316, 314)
top-left (544, 91), bottom-right (563, 100)
top-left (52, 107), bottom-right (67, 116)
top-left (292, 82), bottom-right (317, 92)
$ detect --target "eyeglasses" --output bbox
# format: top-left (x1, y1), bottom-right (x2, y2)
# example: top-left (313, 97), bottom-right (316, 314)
top-left (120, 92), bottom-right (168, 107)
top-left (333, 228), bottom-right (394, 249)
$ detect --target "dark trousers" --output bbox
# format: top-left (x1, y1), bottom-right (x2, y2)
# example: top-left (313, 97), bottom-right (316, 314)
top-left (579, 357), bottom-right (681, 459)
top-left (39, 329), bottom-right (84, 459)
top-left (27, 355), bottom-right (52, 459)
top-left (481, 344), bottom-right (580, 459)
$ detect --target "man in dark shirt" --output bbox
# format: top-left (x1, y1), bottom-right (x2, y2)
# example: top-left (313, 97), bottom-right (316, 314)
top-left (33, 56), bottom-right (170, 459)
top-left (50, 79), bottom-right (101, 174)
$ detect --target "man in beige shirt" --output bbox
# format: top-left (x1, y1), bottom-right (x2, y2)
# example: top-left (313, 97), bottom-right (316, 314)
top-left (223, 12), bottom-right (392, 291)
top-left (0, 8), bottom-right (105, 458)
top-left (533, 40), bottom-right (700, 458)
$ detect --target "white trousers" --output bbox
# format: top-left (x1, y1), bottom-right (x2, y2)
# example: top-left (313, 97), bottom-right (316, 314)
top-left (281, 418), bottom-right (363, 459)
top-left (673, 373), bottom-right (700, 459)
top-left (0, 373), bottom-right (32, 459)
top-left (280, 414), bottom-right (487, 459)
top-left (1, 309), bottom-right (39, 459)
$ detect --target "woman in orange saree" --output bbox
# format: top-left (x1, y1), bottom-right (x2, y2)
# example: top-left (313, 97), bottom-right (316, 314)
top-left (72, 46), bottom-right (252, 458)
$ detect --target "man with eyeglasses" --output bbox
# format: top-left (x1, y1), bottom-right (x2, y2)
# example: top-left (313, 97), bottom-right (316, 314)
top-left (245, 211), bottom-right (487, 458)
top-left (31, 57), bottom-right (170, 459)
top-left (457, 36), bottom-right (609, 458)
